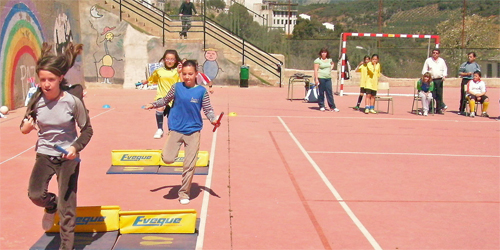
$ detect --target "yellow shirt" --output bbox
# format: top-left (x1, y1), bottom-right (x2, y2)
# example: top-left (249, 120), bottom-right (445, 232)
top-left (365, 62), bottom-right (381, 91)
top-left (356, 64), bottom-right (369, 88)
top-left (148, 67), bottom-right (180, 101)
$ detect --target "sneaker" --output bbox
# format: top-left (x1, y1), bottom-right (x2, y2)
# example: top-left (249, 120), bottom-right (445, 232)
top-left (320, 107), bottom-right (326, 112)
top-left (365, 108), bottom-right (369, 114)
top-left (353, 106), bottom-right (359, 110)
top-left (153, 129), bottom-right (164, 139)
top-left (179, 32), bottom-right (183, 39)
top-left (179, 199), bottom-right (190, 205)
top-left (42, 209), bottom-right (56, 231)
top-left (332, 108), bottom-right (340, 112)
top-left (424, 111), bottom-right (428, 116)
top-left (442, 105), bottom-right (448, 111)
top-left (470, 112), bottom-right (475, 118)
top-left (369, 109), bottom-right (377, 114)
top-left (481, 112), bottom-right (489, 117)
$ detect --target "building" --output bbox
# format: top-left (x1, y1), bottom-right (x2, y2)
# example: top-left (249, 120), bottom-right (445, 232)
top-left (249, 0), bottom-right (298, 35)
top-left (298, 14), bottom-right (310, 20)
top-left (478, 56), bottom-right (500, 78)
top-left (322, 22), bottom-right (334, 30)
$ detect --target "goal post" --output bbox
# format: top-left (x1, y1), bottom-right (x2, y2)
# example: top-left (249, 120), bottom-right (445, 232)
top-left (337, 32), bottom-right (440, 96)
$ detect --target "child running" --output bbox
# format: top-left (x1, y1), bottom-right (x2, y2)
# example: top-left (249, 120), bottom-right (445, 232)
top-left (142, 50), bottom-right (182, 139)
top-left (353, 55), bottom-right (370, 110)
top-left (144, 60), bottom-right (218, 205)
top-left (364, 54), bottom-right (381, 114)
top-left (20, 42), bottom-right (93, 250)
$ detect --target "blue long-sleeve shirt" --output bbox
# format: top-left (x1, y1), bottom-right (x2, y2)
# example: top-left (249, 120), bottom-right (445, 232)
top-left (152, 82), bottom-right (216, 134)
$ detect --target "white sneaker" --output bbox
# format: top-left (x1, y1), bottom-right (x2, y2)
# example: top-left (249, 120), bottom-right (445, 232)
top-left (424, 111), bottom-right (428, 116)
top-left (332, 108), bottom-right (340, 112)
top-left (179, 199), bottom-right (190, 205)
top-left (153, 129), bottom-right (164, 139)
top-left (42, 209), bottom-right (56, 230)
top-left (320, 107), bottom-right (325, 112)
top-left (470, 112), bottom-right (475, 118)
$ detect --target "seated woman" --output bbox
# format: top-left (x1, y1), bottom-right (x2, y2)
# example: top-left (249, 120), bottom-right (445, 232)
top-left (417, 72), bottom-right (434, 116)
top-left (466, 71), bottom-right (489, 117)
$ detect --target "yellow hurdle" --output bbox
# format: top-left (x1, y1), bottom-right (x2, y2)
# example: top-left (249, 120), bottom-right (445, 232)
top-left (111, 150), bottom-right (209, 167)
top-left (119, 209), bottom-right (197, 234)
top-left (46, 206), bottom-right (121, 233)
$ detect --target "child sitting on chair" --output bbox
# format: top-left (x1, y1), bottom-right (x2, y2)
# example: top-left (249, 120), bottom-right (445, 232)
top-left (466, 71), bottom-right (489, 118)
top-left (417, 72), bottom-right (434, 116)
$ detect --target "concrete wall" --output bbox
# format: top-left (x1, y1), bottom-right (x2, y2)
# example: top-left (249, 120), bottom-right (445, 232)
top-left (79, 0), bottom-right (242, 89)
top-left (0, 0), bottom-right (83, 109)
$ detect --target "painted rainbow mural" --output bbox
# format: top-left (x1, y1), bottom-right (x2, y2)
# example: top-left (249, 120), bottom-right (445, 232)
top-left (0, 0), bottom-right (44, 108)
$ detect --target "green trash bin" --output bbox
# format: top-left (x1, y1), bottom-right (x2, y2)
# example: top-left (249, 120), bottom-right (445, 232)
top-left (240, 65), bottom-right (249, 88)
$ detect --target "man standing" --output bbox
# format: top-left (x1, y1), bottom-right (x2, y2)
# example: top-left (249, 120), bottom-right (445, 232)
top-left (458, 52), bottom-right (481, 115)
top-left (422, 49), bottom-right (448, 114)
top-left (179, 0), bottom-right (197, 39)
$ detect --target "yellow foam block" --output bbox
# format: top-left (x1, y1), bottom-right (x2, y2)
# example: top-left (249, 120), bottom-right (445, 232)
top-left (47, 206), bottom-right (120, 233)
top-left (119, 209), bottom-right (197, 234)
top-left (160, 150), bottom-right (209, 167)
top-left (111, 150), bottom-right (209, 167)
top-left (111, 150), bottom-right (162, 166)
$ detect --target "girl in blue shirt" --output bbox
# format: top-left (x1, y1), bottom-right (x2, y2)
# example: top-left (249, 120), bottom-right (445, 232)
top-left (145, 60), bottom-right (218, 205)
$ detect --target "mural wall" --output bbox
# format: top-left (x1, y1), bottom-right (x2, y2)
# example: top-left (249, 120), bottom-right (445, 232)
top-left (0, 0), bottom-right (82, 109)
top-left (1, 0), bottom-right (249, 108)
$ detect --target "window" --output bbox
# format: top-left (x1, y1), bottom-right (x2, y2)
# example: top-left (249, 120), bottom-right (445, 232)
top-left (487, 63), bottom-right (492, 78)
top-left (497, 63), bottom-right (500, 78)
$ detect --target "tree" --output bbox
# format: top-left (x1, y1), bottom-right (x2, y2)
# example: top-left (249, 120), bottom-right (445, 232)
top-left (206, 0), bottom-right (225, 12)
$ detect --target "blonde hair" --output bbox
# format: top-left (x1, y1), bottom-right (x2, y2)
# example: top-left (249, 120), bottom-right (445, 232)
top-left (422, 72), bottom-right (432, 82)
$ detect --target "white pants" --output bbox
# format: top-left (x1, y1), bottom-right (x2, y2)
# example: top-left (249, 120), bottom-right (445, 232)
top-left (419, 91), bottom-right (433, 112)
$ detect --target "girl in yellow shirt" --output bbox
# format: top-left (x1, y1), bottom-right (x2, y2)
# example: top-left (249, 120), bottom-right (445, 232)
top-left (143, 50), bottom-right (182, 138)
top-left (353, 55), bottom-right (371, 110)
top-left (364, 54), bottom-right (381, 114)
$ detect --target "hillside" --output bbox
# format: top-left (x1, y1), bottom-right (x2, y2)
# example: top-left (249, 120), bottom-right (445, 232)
top-left (298, 0), bottom-right (499, 34)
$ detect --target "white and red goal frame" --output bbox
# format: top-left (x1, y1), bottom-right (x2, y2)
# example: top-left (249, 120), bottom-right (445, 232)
top-left (338, 32), bottom-right (440, 96)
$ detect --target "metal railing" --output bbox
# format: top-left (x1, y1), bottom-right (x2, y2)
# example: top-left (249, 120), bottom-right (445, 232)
top-left (109, 0), bottom-right (282, 85)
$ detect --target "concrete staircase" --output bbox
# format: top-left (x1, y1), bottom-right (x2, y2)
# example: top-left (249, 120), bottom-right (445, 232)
top-left (96, 0), bottom-right (283, 85)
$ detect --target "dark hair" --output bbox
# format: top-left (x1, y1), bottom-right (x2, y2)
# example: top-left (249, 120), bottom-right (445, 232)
top-left (473, 71), bottom-right (481, 77)
top-left (468, 52), bottom-right (477, 58)
top-left (318, 48), bottom-right (330, 58)
top-left (23, 42), bottom-right (82, 122)
top-left (159, 49), bottom-right (181, 69)
top-left (182, 59), bottom-right (198, 70)
top-left (363, 55), bottom-right (371, 60)
top-left (371, 54), bottom-right (379, 59)
top-left (432, 49), bottom-right (440, 54)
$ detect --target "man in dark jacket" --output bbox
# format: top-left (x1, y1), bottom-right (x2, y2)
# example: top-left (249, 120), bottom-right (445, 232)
top-left (179, 0), bottom-right (197, 39)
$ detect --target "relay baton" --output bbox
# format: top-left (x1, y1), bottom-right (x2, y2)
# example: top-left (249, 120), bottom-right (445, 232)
top-left (212, 112), bottom-right (224, 132)
top-left (53, 145), bottom-right (81, 162)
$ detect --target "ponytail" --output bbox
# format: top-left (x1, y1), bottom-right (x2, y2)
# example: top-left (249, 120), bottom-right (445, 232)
top-left (22, 42), bottom-right (83, 124)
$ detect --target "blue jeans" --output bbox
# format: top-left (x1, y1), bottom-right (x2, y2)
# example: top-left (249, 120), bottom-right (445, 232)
top-left (318, 78), bottom-right (336, 109)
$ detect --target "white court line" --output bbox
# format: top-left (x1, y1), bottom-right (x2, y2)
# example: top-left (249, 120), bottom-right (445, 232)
top-left (278, 116), bottom-right (383, 250)
top-left (340, 92), bottom-right (414, 97)
top-left (0, 108), bottom-right (115, 166)
top-left (308, 151), bottom-right (500, 158)
top-left (233, 115), bottom-right (494, 123)
top-left (195, 128), bottom-right (218, 250)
